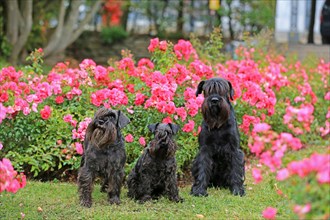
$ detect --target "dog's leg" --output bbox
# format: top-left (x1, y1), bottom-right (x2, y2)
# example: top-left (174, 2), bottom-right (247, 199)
top-left (191, 148), bottom-right (213, 197)
top-left (126, 171), bottom-right (137, 199)
top-left (107, 169), bottom-right (123, 205)
top-left (229, 149), bottom-right (246, 196)
top-left (134, 171), bottom-right (154, 203)
top-left (78, 166), bottom-right (94, 208)
top-left (136, 174), bottom-right (153, 203)
top-left (165, 162), bottom-right (183, 202)
top-left (100, 175), bottom-right (108, 193)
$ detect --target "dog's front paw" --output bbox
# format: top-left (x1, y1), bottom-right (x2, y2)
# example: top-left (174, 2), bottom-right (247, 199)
top-left (169, 196), bottom-right (184, 203)
top-left (109, 196), bottom-right (121, 205)
top-left (138, 195), bottom-right (152, 204)
top-left (176, 197), bottom-right (185, 203)
top-left (191, 186), bottom-right (208, 197)
top-left (100, 185), bottom-right (108, 193)
top-left (231, 185), bottom-right (245, 197)
top-left (80, 199), bottom-right (92, 208)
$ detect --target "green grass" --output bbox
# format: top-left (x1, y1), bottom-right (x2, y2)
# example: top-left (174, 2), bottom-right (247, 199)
top-left (0, 173), bottom-right (294, 220)
top-left (0, 181), bottom-right (293, 220)
top-left (1, 145), bottom-right (328, 220)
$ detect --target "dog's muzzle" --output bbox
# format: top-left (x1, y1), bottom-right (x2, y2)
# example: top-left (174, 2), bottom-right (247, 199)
top-left (156, 131), bottom-right (170, 145)
top-left (207, 95), bottom-right (226, 109)
top-left (210, 97), bottom-right (220, 105)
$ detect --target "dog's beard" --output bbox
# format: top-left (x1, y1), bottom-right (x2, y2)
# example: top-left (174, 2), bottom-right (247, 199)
top-left (88, 121), bottom-right (118, 148)
top-left (202, 98), bottom-right (230, 129)
top-left (149, 131), bottom-right (176, 159)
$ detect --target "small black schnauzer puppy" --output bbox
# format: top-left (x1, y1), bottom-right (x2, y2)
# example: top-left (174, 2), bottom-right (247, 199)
top-left (127, 123), bottom-right (183, 203)
top-left (191, 77), bottom-right (245, 197)
top-left (78, 107), bottom-right (130, 207)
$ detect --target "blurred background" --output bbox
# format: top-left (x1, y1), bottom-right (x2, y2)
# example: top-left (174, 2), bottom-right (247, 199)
top-left (0, 0), bottom-right (329, 65)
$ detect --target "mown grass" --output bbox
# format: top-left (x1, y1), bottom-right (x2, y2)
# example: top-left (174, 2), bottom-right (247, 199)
top-left (1, 145), bottom-right (328, 220)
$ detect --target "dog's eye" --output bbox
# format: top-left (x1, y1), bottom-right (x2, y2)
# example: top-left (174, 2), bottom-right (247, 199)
top-left (103, 114), bottom-right (115, 121)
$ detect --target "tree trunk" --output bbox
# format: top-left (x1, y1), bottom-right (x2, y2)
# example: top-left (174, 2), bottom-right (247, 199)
top-left (121, 0), bottom-right (131, 31)
top-left (43, 0), bottom-right (102, 58)
top-left (177, 0), bottom-right (184, 33)
top-left (189, 0), bottom-right (195, 32)
top-left (227, 0), bottom-right (234, 41)
top-left (5, 0), bottom-right (33, 64)
top-left (307, 0), bottom-right (316, 44)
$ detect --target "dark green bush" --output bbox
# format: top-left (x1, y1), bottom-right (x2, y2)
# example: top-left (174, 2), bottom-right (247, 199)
top-left (100, 26), bottom-right (128, 45)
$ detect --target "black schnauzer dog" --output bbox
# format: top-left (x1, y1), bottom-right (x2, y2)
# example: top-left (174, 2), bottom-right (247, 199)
top-left (78, 107), bottom-right (130, 207)
top-left (191, 77), bottom-right (245, 197)
top-left (127, 123), bottom-right (183, 203)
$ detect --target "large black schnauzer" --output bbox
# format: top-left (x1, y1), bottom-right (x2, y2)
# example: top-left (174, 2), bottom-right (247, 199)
top-left (191, 77), bottom-right (245, 197)
top-left (78, 107), bottom-right (130, 207)
top-left (127, 123), bottom-right (183, 203)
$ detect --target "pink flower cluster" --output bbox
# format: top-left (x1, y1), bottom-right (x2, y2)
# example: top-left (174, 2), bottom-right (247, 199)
top-left (91, 88), bottom-right (128, 107)
top-left (283, 103), bottom-right (314, 135)
top-left (293, 203), bottom-right (311, 218)
top-left (0, 158), bottom-right (26, 193)
top-left (148, 38), bottom-right (168, 52)
top-left (216, 59), bottom-right (277, 115)
top-left (276, 153), bottom-right (330, 184)
top-left (246, 122), bottom-right (303, 178)
top-left (0, 59), bottom-right (94, 121)
top-left (64, 116), bottom-right (92, 155)
top-left (173, 39), bottom-right (198, 61)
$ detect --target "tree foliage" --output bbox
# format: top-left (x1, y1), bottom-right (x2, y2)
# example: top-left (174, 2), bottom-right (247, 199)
top-left (0, 0), bottom-right (102, 65)
top-left (218, 0), bottom-right (276, 39)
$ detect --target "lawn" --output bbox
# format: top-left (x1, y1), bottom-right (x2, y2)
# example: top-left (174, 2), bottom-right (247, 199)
top-left (0, 180), bottom-right (292, 220)
top-left (3, 145), bottom-right (328, 220)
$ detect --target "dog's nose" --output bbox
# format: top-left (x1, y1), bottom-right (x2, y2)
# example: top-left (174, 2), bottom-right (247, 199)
top-left (211, 97), bottom-right (219, 104)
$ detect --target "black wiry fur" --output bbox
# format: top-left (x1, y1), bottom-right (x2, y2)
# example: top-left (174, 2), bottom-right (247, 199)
top-left (77, 107), bottom-right (130, 207)
top-left (127, 123), bottom-right (183, 203)
top-left (191, 77), bottom-right (245, 197)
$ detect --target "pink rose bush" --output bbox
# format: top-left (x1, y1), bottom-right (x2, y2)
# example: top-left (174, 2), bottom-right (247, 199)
top-left (0, 156), bottom-right (26, 193)
top-left (0, 36), bottom-right (329, 218)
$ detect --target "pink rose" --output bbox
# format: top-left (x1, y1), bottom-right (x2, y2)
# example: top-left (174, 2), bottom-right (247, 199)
top-left (159, 40), bottom-right (167, 51)
top-left (262, 207), bottom-right (277, 220)
top-left (252, 168), bottom-right (262, 184)
top-left (276, 168), bottom-right (290, 181)
top-left (75, 142), bottom-right (83, 155)
top-left (182, 120), bottom-right (195, 133)
top-left (125, 134), bottom-right (134, 143)
top-left (63, 114), bottom-right (73, 122)
top-left (148, 38), bottom-right (159, 52)
top-left (40, 105), bottom-right (51, 120)
top-left (55, 96), bottom-right (64, 104)
top-left (139, 137), bottom-right (146, 147)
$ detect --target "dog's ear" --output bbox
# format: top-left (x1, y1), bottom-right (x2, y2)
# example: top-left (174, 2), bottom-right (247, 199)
top-left (117, 110), bottom-right (130, 128)
top-left (148, 123), bottom-right (159, 133)
top-left (169, 123), bottom-right (180, 135)
top-left (196, 80), bottom-right (205, 97)
top-left (227, 81), bottom-right (235, 101)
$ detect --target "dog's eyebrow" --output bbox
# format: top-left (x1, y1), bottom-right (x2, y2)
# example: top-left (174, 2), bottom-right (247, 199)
top-left (103, 112), bottom-right (115, 117)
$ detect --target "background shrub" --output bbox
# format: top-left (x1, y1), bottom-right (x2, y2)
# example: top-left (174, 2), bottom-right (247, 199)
top-left (100, 26), bottom-right (128, 45)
